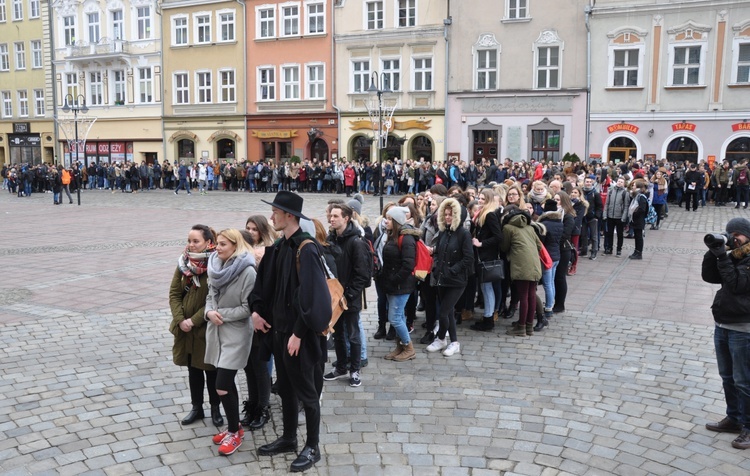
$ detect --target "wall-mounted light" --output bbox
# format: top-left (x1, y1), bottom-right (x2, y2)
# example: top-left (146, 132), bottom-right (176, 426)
top-left (461, 116), bottom-right (467, 123)
top-left (648, 129), bottom-right (654, 137)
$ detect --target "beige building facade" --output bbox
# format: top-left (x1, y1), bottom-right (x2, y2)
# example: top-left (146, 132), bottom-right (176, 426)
top-left (0, 0), bottom-right (56, 165)
top-left (51, 0), bottom-right (163, 166)
top-left (334, 0), bottom-right (447, 164)
top-left (589, 0), bottom-right (750, 165)
top-left (162, 0), bottom-right (246, 166)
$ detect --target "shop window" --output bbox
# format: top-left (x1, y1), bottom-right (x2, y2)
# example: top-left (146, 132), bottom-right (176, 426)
top-left (607, 136), bottom-right (637, 163)
top-left (353, 135), bottom-right (372, 162)
top-left (666, 136), bottom-right (698, 163)
top-left (178, 138), bottom-right (195, 160)
top-left (411, 135), bottom-right (432, 162)
top-left (727, 136), bottom-right (750, 162)
top-left (217, 138), bottom-right (235, 159)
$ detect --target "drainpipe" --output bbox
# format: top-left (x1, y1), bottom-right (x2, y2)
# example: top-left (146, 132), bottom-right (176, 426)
top-left (331, 3), bottom-right (341, 160)
top-left (443, 0), bottom-right (451, 163)
top-left (584, 2), bottom-right (593, 163)
top-left (238, 0), bottom-right (247, 161)
top-left (49, 1), bottom-right (59, 164)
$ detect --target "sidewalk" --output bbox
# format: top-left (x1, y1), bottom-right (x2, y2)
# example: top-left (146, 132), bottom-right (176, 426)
top-left (0, 189), bottom-right (748, 475)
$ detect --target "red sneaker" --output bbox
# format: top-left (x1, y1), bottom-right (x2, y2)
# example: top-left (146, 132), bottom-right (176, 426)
top-left (217, 430), bottom-right (244, 456)
top-left (212, 428), bottom-right (244, 445)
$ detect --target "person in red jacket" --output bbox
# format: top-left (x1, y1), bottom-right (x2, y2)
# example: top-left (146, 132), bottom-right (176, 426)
top-left (344, 163), bottom-right (356, 197)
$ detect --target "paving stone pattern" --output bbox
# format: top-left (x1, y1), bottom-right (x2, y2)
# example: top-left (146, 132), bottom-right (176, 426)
top-left (0, 189), bottom-right (749, 475)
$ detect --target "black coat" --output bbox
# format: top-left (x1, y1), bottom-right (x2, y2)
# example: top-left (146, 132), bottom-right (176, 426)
top-left (431, 226), bottom-right (473, 288)
top-left (572, 200), bottom-right (585, 235)
top-left (473, 211), bottom-right (502, 262)
top-left (629, 193), bottom-right (649, 230)
top-left (377, 228), bottom-right (418, 295)
top-left (327, 222), bottom-right (371, 313)
top-left (538, 211), bottom-right (564, 262)
top-left (702, 247), bottom-right (750, 325)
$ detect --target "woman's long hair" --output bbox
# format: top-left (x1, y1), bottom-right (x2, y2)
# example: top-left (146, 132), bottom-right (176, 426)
top-left (476, 188), bottom-right (498, 227)
top-left (245, 215), bottom-right (277, 246)
top-left (555, 190), bottom-right (577, 217)
top-left (217, 228), bottom-right (254, 260)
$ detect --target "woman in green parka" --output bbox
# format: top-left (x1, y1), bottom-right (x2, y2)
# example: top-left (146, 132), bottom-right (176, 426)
top-left (169, 224), bottom-right (223, 427)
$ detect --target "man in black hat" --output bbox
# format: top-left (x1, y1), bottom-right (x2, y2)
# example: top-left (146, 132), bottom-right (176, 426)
top-left (249, 191), bottom-right (331, 472)
top-left (702, 217), bottom-right (750, 450)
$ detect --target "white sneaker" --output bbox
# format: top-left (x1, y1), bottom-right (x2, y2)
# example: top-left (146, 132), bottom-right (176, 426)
top-left (426, 337), bottom-right (447, 353)
top-left (443, 341), bottom-right (461, 357)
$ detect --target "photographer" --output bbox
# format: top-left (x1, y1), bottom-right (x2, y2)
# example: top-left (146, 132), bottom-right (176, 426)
top-left (702, 217), bottom-right (750, 449)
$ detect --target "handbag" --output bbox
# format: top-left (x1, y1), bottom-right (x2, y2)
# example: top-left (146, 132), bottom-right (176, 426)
top-left (297, 240), bottom-right (348, 336)
top-left (478, 259), bottom-right (505, 283)
top-left (539, 242), bottom-right (553, 270)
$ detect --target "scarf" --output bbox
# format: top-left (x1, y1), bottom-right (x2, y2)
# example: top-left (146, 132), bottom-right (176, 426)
top-left (529, 189), bottom-right (548, 204)
top-left (731, 241), bottom-right (750, 260)
top-left (628, 193), bottom-right (643, 216)
top-left (207, 251), bottom-right (255, 291)
top-left (178, 245), bottom-right (215, 288)
top-left (656, 177), bottom-right (667, 191)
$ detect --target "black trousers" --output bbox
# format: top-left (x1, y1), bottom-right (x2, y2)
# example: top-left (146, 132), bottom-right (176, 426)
top-left (187, 355), bottom-right (219, 406)
top-left (273, 331), bottom-right (321, 447)
top-left (605, 218), bottom-right (625, 252)
top-left (244, 333), bottom-right (271, 409)
top-left (684, 191), bottom-right (699, 211)
top-left (553, 249), bottom-right (571, 311)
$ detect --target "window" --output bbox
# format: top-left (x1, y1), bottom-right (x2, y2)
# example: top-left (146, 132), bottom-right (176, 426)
top-left (671, 45), bottom-right (702, 86)
top-left (2, 91), bottom-right (11, 117)
top-left (366, 1), bottom-right (383, 30)
top-left (89, 72), bottom-right (103, 106)
top-left (307, 1), bottom-right (324, 34)
top-left (173, 16), bottom-right (188, 46)
top-left (220, 69), bottom-right (235, 102)
top-left (352, 60), bottom-right (370, 93)
top-left (258, 67), bottom-right (275, 100)
top-left (507, 0), bottom-right (528, 19)
top-left (17, 90), bottom-right (27, 116)
top-left (138, 67), bottom-right (153, 102)
top-left (531, 130), bottom-right (560, 161)
top-left (196, 14), bottom-right (211, 44)
top-left (174, 72), bottom-right (189, 104)
top-left (64, 16), bottom-right (76, 45)
top-left (382, 58), bottom-right (400, 91)
top-left (612, 49), bottom-right (639, 87)
top-left (113, 69), bottom-right (125, 103)
top-left (64, 72), bottom-right (78, 100)
top-left (0, 44), bottom-right (8, 71)
top-left (33, 89), bottom-right (44, 116)
top-left (0, 0), bottom-right (5, 22)
top-left (112, 10), bottom-right (123, 40)
top-left (536, 46), bottom-right (559, 88)
top-left (257, 6), bottom-right (275, 39)
top-left (398, 0), bottom-right (415, 27)
top-left (476, 49), bottom-right (497, 90)
top-left (281, 4), bottom-right (299, 37)
top-left (413, 57), bottom-right (432, 91)
top-left (306, 63), bottom-right (324, 99)
top-left (12, 0), bottom-right (20, 20)
top-left (137, 6), bottom-right (151, 40)
top-left (14, 42), bottom-right (25, 70)
top-left (197, 71), bottom-right (211, 103)
top-left (29, 0), bottom-right (39, 18)
top-left (282, 65), bottom-right (300, 99)
top-left (87, 12), bottom-right (100, 43)
top-left (218, 11), bottom-right (235, 42)
top-left (735, 42), bottom-right (750, 84)
top-left (30, 40), bottom-right (41, 68)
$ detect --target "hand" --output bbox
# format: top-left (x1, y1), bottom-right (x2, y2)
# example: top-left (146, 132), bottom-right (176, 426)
top-left (710, 245), bottom-right (728, 258)
top-left (207, 310), bottom-right (224, 326)
top-left (179, 319), bottom-right (193, 332)
top-left (252, 312), bottom-right (271, 333)
top-left (472, 238), bottom-right (482, 247)
top-left (287, 334), bottom-right (301, 356)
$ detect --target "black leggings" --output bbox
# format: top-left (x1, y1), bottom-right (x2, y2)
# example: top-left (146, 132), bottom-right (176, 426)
top-left (244, 334), bottom-right (271, 409)
top-left (187, 355), bottom-right (219, 406)
top-left (215, 368), bottom-right (240, 433)
top-left (421, 278), bottom-right (438, 333)
top-left (437, 286), bottom-right (463, 342)
top-left (554, 249), bottom-right (571, 311)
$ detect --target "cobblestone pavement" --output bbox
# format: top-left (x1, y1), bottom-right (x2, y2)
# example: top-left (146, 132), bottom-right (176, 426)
top-left (1, 188), bottom-right (749, 475)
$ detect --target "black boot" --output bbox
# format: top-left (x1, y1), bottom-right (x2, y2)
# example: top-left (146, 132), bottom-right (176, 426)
top-left (470, 318), bottom-right (494, 332)
top-left (181, 405), bottom-right (204, 425)
top-left (211, 404), bottom-right (224, 426)
top-left (419, 331), bottom-right (435, 345)
top-left (373, 323), bottom-right (387, 340)
top-left (248, 405), bottom-right (270, 430)
top-left (240, 400), bottom-right (254, 426)
top-left (628, 250), bottom-right (643, 260)
top-left (385, 326), bottom-right (396, 341)
top-left (502, 306), bottom-right (516, 319)
top-left (533, 318), bottom-right (548, 332)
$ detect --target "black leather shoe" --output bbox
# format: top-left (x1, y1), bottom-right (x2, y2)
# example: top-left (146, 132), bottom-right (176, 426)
top-left (181, 406), bottom-right (204, 425)
top-left (373, 325), bottom-right (387, 340)
top-left (211, 404), bottom-right (224, 426)
top-left (290, 445), bottom-right (321, 472)
top-left (248, 406), bottom-right (270, 431)
top-left (258, 437), bottom-right (298, 456)
top-left (533, 319), bottom-right (548, 332)
top-left (706, 416), bottom-right (742, 433)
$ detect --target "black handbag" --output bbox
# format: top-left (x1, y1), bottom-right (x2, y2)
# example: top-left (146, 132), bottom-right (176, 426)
top-left (478, 259), bottom-right (505, 283)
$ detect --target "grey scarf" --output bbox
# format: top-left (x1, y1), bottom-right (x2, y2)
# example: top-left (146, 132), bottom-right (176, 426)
top-left (207, 251), bottom-right (255, 290)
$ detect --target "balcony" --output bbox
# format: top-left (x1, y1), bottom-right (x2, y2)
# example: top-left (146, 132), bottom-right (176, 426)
top-left (66, 38), bottom-right (131, 62)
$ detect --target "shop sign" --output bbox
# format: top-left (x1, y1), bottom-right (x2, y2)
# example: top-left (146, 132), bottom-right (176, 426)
top-left (672, 122), bottom-right (696, 132)
top-left (13, 122), bottom-right (31, 133)
top-left (98, 143), bottom-right (109, 154)
top-left (251, 130), bottom-right (298, 139)
top-left (607, 123), bottom-right (639, 134)
top-left (86, 143), bottom-right (98, 154)
top-left (732, 122), bottom-right (750, 132)
top-left (8, 134), bottom-right (40, 146)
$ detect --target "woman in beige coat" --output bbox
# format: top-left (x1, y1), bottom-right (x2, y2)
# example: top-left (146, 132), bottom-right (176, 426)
top-left (205, 229), bottom-right (256, 455)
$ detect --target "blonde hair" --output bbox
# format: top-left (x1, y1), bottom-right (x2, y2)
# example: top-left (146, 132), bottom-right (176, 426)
top-left (217, 228), bottom-right (254, 260)
top-left (476, 188), bottom-right (498, 226)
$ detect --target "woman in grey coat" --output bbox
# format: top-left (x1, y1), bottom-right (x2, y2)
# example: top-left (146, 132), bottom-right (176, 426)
top-left (205, 229), bottom-right (256, 456)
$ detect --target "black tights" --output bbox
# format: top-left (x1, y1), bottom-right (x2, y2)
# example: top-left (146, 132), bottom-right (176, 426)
top-left (187, 355), bottom-right (219, 406)
top-left (215, 368), bottom-right (240, 433)
top-left (437, 286), bottom-right (463, 342)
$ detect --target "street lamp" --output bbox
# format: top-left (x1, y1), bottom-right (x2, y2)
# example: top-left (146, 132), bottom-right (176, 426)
top-left (62, 94), bottom-right (88, 206)
top-left (366, 72), bottom-right (393, 213)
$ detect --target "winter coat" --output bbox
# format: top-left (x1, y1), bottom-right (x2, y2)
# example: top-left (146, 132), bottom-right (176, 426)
top-left (377, 227), bottom-right (419, 295)
top-left (628, 193), bottom-right (649, 230)
top-left (604, 185), bottom-right (630, 220)
top-left (431, 199), bottom-right (474, 288)
top-left (583, 188), bottom-right (603, 221)
top-left (571, 199), bottom-right (585, 236)
top-left (344, 167), bottom-right (356, 186)
top-left (473, 208), bottom-right (502, 262)
top-left (327, 222), bottom-right (371, 312)
top-left (500, 212), bottom-right (542, 282)
top-left (169, 269), bottom-right (213, 370)
top-left (204, 260), bottom-right (256, 370)
top-left (538, 210), bottom-right (564, 262)
top-left (561, 211), bottom-right (575, 250)
top-left (702, 243), bottom-right (750, 325)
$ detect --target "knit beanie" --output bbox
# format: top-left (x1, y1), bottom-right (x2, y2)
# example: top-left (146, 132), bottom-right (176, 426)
top-left (386, 206), bottom-right (409, 225)
top-left (543, 199), bottom-right (558, 213)
top-left (347, 198), bottom-right (362, 216)
top-left (726, 218), bottom-right (750, 240)
top-left (352, 193), bottom-right (364, 205)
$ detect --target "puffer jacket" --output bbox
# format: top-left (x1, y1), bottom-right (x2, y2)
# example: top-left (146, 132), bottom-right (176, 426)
top-left (538, 210), bottom-right (564, 262)
top-left (604, 185), bottom-right (630, 220)
top-left (431, 198), bottom-right (474, 288)
top-left (500, 211), bottom-right (542, 282)
top-left (702, 243), bottom-right (750, 325)
top-left (377, 226), bottom-right (419, 295)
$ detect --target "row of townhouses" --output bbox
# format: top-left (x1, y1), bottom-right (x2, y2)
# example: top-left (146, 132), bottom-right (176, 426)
top-left (1, 0), bottom-right (749, 168)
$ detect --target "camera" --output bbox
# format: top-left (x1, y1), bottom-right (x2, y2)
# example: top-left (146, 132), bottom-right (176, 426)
top-left (704, 233), bottom-right (729, 248)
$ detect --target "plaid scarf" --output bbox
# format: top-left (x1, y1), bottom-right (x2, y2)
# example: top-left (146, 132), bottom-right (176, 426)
top-left (178, 244), bottom-right (215, 288)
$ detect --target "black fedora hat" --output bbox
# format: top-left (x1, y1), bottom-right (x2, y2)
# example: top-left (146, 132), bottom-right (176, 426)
top-left (261, 191), bottom-right (308, 220)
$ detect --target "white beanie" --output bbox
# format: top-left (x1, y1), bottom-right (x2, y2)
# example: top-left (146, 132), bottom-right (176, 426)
top-left (386, 206), bottom-right (409, 226)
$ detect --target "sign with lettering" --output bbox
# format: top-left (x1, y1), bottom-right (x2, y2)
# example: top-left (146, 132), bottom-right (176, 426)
top-left (607, 123), bottom-right (639, 134)
top-left (13, 122), bottom-right (31, 133)
top-left (732, 122), bottom-right (750, 132)
top-left (672, 122), bottom-right (696, 132)
top-left (98, 143), bottom-right (110, 154)
top-left (251, 130), bottom-right (298, 139)
top-left (464, 96), bottom-right (574, 113)
top-left (8, 134), bottom-right (40, 146)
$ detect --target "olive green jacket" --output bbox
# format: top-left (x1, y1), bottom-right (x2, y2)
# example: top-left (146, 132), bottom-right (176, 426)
top-left (169, 268), bottom-right (213, 370)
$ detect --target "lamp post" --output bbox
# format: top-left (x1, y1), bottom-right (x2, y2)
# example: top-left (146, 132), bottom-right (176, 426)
top-left (367, 72), bottom-right (392, 214)
top-left (62, 94), bottom-right (88, 206)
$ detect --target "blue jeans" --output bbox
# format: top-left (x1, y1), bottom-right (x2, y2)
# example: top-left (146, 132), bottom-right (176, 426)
top-left (343, 315), bottom-right (368, 362)
top-left (714, 326), bottom-right (750, 429)
top-left (542, 260), bottom-right (560, 310)
top-left (480, 282), bottom-right (496, 318)
top-left (386, 293), bottom-right (411, 345)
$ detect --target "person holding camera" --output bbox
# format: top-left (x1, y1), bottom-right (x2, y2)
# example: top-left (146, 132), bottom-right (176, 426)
top-left (702, 217), bottom-right (750, 449)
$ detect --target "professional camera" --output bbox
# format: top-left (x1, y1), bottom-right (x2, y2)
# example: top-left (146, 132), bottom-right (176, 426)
top-left (704, 233), bottom-right (729, 248)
